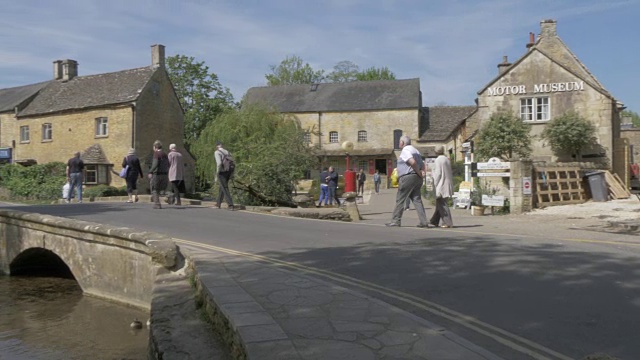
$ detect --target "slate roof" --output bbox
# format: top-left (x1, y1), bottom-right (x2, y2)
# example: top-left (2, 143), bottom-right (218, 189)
top-left (244, 78), bottom-right (421, 113)
top-left (0, 81), bottom-right (50, 113)
top-left (81, 143), bottom-right (111, 164)
top-left (18, 67), bottom-right (155, 117)
top-left (419, 106), bottom-right (476, 142)
top-left (478, 21), bottom-right (612, 98)
top-left (316, 148), bottom-right (395, 157)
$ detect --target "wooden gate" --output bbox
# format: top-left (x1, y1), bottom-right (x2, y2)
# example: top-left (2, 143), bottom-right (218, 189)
top-left (534, 167), bottom-right (586, 207)
top-left (613, 138), bottom-right (630, 188)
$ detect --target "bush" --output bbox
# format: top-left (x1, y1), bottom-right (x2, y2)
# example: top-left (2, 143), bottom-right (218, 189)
top-left (541, 111), bottom-right (597, 159)
top-left (84, 185), bottom-right (127, 199)
top-left (0, 162), bottom-right (67, 201)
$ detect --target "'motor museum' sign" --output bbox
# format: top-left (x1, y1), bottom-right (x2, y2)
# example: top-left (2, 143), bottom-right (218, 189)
top-left (487, 81), bottom-right (584, 96)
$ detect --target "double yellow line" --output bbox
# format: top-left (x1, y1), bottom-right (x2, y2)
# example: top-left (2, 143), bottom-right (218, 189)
top-left (175, 238), bottom-right (573, 360)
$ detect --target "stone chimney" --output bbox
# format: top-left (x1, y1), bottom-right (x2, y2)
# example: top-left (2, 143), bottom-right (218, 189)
top-left (151, 44), bottom-right (165, 68)
top-left (61, 59), bottom-right (78, 81)
top-left (540, 19), bottom-right (557, 38)
top-left (497, 55), bottom-right (512, 75)
top-left (526, 32), bottom-right (535, 49)
top-left (53, 60), bottom-right (63, 80)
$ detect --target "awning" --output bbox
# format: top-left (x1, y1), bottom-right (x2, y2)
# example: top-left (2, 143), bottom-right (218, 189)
top-left (315, 148), bottom-right (395, 157)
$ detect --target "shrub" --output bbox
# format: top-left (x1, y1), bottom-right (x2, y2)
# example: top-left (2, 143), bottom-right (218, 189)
top-left (476, 112), bottom-right (532, 161)
top-left (84, 185), bottom-right (127, 199)
top-left (541, 111), bottom-right (597, 160)
top-left (0, 162), bottom-right (67, 201)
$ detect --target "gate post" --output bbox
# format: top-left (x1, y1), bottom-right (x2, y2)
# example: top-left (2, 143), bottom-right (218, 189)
top-left (509, 159), bottom-right (533, 214)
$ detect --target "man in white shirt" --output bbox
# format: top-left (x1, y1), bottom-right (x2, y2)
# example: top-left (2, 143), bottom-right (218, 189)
top-left (386, 135), bottom-right (429, 228)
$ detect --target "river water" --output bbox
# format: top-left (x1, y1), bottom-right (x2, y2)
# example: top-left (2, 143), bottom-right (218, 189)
top-left (0, 275), bottom-right (149, 360)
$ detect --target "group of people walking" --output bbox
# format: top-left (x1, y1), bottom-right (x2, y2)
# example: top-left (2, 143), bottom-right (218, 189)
top-left (63, 139), bottom-right (236, 211)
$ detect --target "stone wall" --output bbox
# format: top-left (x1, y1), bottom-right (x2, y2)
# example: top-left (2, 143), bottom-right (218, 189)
top-left (0, 209), bottom-right (177, 309)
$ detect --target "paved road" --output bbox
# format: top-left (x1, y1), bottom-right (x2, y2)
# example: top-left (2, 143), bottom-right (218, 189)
top-left (5, 194), bottom-right (640, 360)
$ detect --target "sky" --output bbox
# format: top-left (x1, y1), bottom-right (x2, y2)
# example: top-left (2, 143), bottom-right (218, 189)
top-left (1, 0), bottom-right (639, 112)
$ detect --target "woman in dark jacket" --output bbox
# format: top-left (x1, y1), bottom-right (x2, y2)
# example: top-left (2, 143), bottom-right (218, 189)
top-left (122, 148), bottom-right (144, 203)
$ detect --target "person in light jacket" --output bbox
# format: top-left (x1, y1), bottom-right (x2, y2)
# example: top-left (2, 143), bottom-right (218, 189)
top-left (429, 146), bottom-right (454, 228)
top-left (167, 144), bottom-right (184, 206)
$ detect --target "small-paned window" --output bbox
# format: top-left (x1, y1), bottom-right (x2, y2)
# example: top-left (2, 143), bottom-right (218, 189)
top-left (20, 126), bottom-right (29, 142)
top-left (358, 130), bottom-right (367, 142)
top-left (329, 131), bottom-right (338, 143)
top-left (84, 164), bottom-right (109, 185)
top-left (303, 132), bottom-right (311, 144)
top-left (358, 160), bottom-right (367, 171)
top-left (520, 97), bottom-right (550, 121)
top-left (42, 123), bottom-right (52, 141)
top-left (95, 117), bottom-right (108, 137)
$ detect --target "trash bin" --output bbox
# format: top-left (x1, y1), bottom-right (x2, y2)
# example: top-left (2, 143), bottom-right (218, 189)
top-left (584, 170), bottom-right (608, 202)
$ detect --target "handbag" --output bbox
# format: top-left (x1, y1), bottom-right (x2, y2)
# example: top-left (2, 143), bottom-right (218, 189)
top-left (119, 165), bottom-right (129, 178)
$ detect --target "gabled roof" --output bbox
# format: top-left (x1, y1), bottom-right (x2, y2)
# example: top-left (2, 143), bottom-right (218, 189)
top-left (18, 67), bottom-right (156, 117)
top-left (245, 78), bottom-right (421, 113)
top-left (81, 143), bottom-right (111, 164)
top-left (0, 81), bottom-right (50, 113)
top-left (419, 106), bottom-right (476, 142)
top-left (478, 20), bottom-right (612, 99)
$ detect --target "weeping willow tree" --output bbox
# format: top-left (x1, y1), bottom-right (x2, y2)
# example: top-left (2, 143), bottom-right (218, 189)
top-left (191, 104), bottom-right (318, 206)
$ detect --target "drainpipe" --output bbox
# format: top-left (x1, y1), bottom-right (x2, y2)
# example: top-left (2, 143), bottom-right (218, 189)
top-left (131, 102), bottom-right (136, 148)
top-left (318, 112), bottom-right (322, 149)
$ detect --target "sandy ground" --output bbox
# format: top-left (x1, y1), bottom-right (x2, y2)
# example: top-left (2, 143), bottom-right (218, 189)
top-left (527, 196), bottom-right (640, 221)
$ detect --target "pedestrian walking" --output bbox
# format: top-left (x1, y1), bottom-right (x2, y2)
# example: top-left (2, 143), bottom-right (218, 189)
top-left (214, 141), bottom-right (235, 210)
top-left (429, 146), bottom-right (454, 228)
top-left (317, 167), bottom-right (330, 206)
top-left (356, 168), bottom-right (367, 195)
top-left (122, 148), bottom-right (144, 203)
top-left (373, 169), bottom-right (381, 194)
top-left (148, 140), bottom-right (169, 209)
top-left (65, 152), bottom-right (84, 203)
top-left (167, 144), bottom-right (184, 206)
top-left (327, 166), bottom-right (339, 206)
top-left (385, 135), bottom-right (429, 228)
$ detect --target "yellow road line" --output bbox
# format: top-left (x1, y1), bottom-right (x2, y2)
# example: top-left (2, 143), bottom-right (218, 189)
top-left (175, 238), bottom-right (572, 360)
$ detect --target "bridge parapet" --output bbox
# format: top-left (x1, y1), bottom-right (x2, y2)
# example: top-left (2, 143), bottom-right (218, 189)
top-left (0, 209), bottom-right (178, 309)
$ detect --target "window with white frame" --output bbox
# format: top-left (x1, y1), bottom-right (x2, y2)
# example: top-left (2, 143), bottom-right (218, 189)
top-left (20, 126), bottom-right (29, 142)
top-left (357, 130), bottom-right (367, 142)
top-left (303, 132), bottom-right (311, 144)
top-left (358, 160), bottom-right (367, 171)
top-left (84, 164), bottom-right (109, 185)
top-left (95, 117), bottom-right (108, 137)
top-left (42, 123), bottom-right (52, 141)
top-left (520, 97), bottom-right (550, 121)
top-left (329, 131), bottom-right (338, 143)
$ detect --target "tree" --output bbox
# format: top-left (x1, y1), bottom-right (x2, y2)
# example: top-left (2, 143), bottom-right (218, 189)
top-left (354, 66), bottom-right (396, 81)
top-left (326, 60), bottom-right (359, 83)
top-left (165, 55), bottom-right (235, 148)
top-left (622, 110), bottom-right (640, 128)
top-left (541, 111), bottom-right (597, 160)
top-left (475, 112), bottom-right (532, 161)
top-left (265, 55), bottom-right (325, 86)
top-left (191, 104), bottom-right (318, 206)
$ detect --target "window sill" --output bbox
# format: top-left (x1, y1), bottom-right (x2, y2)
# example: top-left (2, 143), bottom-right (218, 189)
top-left (20, 141), bottom-right (30, 144)
top-left (523, 120), bottom-right (550, 124)
top-left (41, 139), bottom-right (53, 143)
top-left (95, 135), bottom-right (108, 139)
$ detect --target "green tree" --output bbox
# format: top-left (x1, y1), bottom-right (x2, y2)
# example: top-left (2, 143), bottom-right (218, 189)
top-left (541, 111), bottom-right (597, 160)
top-left (265, 55), bottom-right (325, 85)
top-left (326, 60), bottom-right (359, 83)
top-left (166, 55), bottom-right (235, 148)
top-left (622, 110), bottom-right (640, 128)
top-left (191, 104), bottom-right (318, 206)
top-left (475, 112), bottom-right (532, 161)
top-left (354, 66), bottom-right (396, 81)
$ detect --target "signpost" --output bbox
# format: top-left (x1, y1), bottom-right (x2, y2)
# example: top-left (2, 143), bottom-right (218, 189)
top-left (523, 177), bottom-right (532, 195)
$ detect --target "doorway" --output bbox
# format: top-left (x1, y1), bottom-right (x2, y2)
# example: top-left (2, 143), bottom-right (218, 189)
top-left (375, 159), bottom-right (387, 175)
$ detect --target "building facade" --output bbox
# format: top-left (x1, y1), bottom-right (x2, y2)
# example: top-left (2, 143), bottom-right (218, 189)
top-left (470, 20), bottom-right (624, 172)
top-left (0, 45), bottom-right (195, 192)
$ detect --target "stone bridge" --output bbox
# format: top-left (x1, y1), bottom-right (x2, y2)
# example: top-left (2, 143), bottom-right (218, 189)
top-left (0, 209), bottom-right (178, 309)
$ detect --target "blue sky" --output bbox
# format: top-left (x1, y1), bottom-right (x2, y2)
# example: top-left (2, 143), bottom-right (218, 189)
top-left (1, 0), bottom-right (639, 112)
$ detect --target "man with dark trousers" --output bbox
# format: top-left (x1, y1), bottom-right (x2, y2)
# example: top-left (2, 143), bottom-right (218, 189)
top-left (214, 141), bottom-right (235, 210)
top-left (65, 152), bottom-right (84, 203)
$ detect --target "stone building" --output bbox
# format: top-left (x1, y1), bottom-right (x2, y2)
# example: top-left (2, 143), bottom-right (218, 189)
top-left (0, 44), bottom-right (194, 192)
top-left (416, 105), bottom-right (477, 163)
top-left (245, 79), bottom-right (425, 178)
top-left (470, 19), bottom-right (625, 173)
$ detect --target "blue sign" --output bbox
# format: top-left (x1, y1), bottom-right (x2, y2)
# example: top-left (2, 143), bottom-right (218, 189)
top-left (0, 148), bottom-right (12, 162)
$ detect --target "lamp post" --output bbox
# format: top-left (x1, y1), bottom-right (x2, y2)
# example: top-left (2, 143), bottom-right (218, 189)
top-left (342, 141), bottom-right (356, 193)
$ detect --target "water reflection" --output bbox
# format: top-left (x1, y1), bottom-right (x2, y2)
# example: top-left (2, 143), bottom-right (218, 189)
top-left (0, 275), bottom-right (149, 360)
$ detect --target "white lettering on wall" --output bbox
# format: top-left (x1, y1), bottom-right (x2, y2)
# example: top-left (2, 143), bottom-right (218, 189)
top-left (487, 81), bottom-right (585, 96)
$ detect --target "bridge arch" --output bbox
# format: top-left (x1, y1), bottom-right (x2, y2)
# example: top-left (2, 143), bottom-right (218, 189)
top-left (10, 247), bottom-right (74, 278)
top-left (0, 209), bottom-right (178, 309)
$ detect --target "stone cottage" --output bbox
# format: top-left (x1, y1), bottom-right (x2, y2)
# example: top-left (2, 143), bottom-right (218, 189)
top-left (0, 44), bottom-right (194, 192)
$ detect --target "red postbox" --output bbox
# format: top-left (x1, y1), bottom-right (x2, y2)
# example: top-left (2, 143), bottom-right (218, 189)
top-left (344, 169), bottom-right (356, 193)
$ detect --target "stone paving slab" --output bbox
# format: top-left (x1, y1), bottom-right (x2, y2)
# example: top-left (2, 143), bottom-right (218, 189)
top-left (185, 249), bottom-right (504, 360)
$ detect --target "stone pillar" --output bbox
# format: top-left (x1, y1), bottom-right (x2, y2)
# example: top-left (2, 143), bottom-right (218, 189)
top-left (342, 192), bottom-right (361, 222)
top-left (509, 159), bottom-right (533, 214)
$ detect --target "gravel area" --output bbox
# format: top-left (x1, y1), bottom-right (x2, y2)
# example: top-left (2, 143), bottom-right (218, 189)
top-left (527, 197), bottom-right (640, 221)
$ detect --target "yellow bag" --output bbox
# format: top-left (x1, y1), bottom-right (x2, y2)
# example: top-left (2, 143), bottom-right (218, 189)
top-left (391, 168), bottom-right (399, 188)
